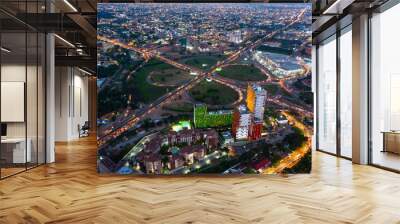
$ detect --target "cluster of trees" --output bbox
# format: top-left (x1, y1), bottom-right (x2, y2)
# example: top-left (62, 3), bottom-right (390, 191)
top-left (98, 64), bottom-right (119, 79)
top-left (282, 151), bottom-right (311, 174)
top-left (299, 91), bottom-right (313, 105)
top-left (98, 86), bottom-right (129, 117)
top-left (278, 127), bottom-right (306, 153)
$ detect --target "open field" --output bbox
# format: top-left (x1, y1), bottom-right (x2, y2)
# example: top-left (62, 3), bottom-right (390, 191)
top-left (180, 54), bottom-right (225, 70)
top-left (148, 68), bottom-right (192, 87)
top-left (189, 80), bottom-right (239, 105)
top-left (218, 64), bottom-right (267, 81)
top-left (133, 59), bottom-right (186, 103)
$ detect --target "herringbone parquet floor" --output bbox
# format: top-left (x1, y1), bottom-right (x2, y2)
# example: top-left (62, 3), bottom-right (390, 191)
top-left (1, 136), bottom-right (400, 224)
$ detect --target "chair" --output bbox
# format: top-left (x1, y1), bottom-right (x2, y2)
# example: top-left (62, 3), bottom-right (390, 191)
top-left (79, 121), bottom-right (90, 138)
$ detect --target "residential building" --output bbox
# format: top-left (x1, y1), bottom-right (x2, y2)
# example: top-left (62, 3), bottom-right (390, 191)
top-left (180, 145), bottom-right (206, 164)
top-left (169, 155), bottom-right (185, 170)
top-left (232, 105), bottom-right (252, 140)
top-left (167, 129), bottom-right (219, 148)
top-left (221, 131), bottom-right (234, 146)
top-left (144, 154), bottom-right (162, 174)
top-left (246, 84), bottom-right (267, 120)
top-left (249, 119), bottom-right (263, 140)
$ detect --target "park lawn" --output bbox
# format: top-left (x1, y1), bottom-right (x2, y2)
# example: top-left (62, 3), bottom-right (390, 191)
top-left (189, 80), bottom-right (239, 105)
top-left (133, 59), bottom-right (182, 103)
top-left (218, 64), bottom-right (267, 81)
top-left (180, 54), bottom-right (225, 70)
top-left (148, 68), bottom-right (192, 86)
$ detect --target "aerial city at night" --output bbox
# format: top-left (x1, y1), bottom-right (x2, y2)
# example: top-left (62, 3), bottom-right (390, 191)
top-left (97, 3), bottom-right (313, 175)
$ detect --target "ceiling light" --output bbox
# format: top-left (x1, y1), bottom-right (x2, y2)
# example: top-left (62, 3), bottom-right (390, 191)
top-left (63, 0), bottom-right (78, 12)
top-left (1, 47), bottom-right (11, 53)
top-left (322, 0), bottom-right (354, 15)
top-left (78, 67), bottom-right (93, 76)
top-left (54, 34), bottom-right (75, 48)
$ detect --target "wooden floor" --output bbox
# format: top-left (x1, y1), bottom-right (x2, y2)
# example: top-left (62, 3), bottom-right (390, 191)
top-left (1, 136), bottom-right (400, 224)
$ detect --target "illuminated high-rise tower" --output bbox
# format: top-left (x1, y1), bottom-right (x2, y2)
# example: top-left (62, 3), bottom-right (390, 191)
top-left (249, 119), bottom-right (263, 140)
top-left (246, 84), bottom-right (267, 120)
top-left (232, 105), bottom-right (252, 140)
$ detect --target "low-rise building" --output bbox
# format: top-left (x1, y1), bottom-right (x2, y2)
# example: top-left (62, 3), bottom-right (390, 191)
top-left (144, 154), bottom-right (162, 174)
top-left (221, 131), bottom-right (234, 146)
top-left (203, 129), bottom-right (219, 148)
top-left (180, 146), bottom-right (195, 164)
top-left (167, 129), bottom-right (219, 148)
top-left (168, 155), bottom-right (185, 170)
top-left (180, 145), bottom-right (206, 164)
top-left (277, 115), bottom-right (289, 125)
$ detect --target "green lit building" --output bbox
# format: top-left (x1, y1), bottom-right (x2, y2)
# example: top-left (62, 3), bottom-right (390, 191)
top-left (194, 104), bottom-right (233, 128)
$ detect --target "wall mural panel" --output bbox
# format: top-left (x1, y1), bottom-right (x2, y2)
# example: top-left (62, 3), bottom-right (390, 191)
top-left (97, 3), bottom-right (313, 175)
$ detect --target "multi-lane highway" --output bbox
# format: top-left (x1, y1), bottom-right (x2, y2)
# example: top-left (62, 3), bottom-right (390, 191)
top-left (98, 35), bottom-right (204, 75)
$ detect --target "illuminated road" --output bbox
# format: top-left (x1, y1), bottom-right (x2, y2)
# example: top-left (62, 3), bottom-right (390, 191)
top-left (268, 97), bottom-right (313, 118)
top-left (97, 35), bottom-right (204, 75)
top-left (120, 132), bottom-right (159, 161)
top-left (97, 75), bottom-right (205, 145)
top-left (263, 111), bottom-right (312, 174)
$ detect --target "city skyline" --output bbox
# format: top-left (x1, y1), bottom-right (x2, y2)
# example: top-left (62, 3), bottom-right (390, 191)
top-left (97, 3), bottom-right (313, 175)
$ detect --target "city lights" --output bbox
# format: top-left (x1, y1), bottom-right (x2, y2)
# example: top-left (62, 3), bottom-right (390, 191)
top-left (97, 3), bottom-right (312, 175)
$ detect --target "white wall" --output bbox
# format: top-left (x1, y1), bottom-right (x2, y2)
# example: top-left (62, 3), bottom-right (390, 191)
top-left (1, 64), bottom-right (42, 138)
top-left (1, 63), bottom-right (46, 164)
top-left (55, 67), bottom-right (89, 141)
top-left (1, 64), bottom-right (26, 138)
